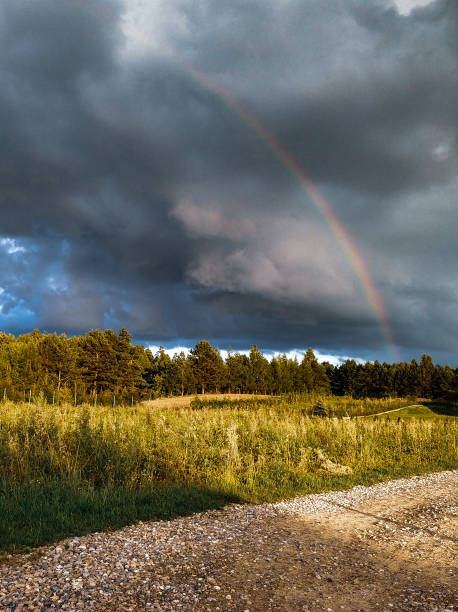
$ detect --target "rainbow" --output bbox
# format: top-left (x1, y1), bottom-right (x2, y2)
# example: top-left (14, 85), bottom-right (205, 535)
top-left (68, 0), bottom-right (400, 361)
top-left (163, 64), bottom-right (399, 362)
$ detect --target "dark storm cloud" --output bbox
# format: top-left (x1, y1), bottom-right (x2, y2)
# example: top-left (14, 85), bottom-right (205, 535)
top-left (0, 0), bottom-right (456, 363)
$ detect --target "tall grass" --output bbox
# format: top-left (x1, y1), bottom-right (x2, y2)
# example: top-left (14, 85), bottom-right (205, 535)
top-left (1, 399), bottom-right (455, 550)
top-left (196, 395), bottom-right (414, 417)
top-left (1, 400), bottom-right (455, 497)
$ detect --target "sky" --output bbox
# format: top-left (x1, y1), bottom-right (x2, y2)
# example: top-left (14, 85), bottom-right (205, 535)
top-left (0, 0), bottom-right (456, 365)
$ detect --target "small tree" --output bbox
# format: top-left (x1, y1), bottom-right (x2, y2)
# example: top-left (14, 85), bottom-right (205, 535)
top-left (312, 398), bottom-right (329, 417)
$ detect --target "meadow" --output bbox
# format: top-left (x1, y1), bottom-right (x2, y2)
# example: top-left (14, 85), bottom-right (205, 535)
top-left (0, 396), bottom-right (456, 551)
top-left (189, 394), bottom-right (414, 416)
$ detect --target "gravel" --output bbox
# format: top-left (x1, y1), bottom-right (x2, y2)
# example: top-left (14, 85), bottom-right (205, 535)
top-left (1, 470), bottom-right (456, 611)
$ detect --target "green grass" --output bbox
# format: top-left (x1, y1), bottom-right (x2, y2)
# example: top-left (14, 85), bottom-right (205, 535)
top-left (198, 395), bottom-right (413, 417)
top-left (0, 480), bottom-right (235, 552)
top-left (0, 398), bottom-right (456, 552)
top-left (377, 404), bottom-right (458, 419)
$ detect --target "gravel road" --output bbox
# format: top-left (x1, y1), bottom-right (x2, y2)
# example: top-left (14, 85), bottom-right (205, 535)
top-left (1, 470), bottom-right (456, 611)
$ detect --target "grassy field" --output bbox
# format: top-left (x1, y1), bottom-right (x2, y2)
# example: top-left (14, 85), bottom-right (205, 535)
top-left (0, 397), bottom-right (456, 551)
top-left (374, 403), bottom-right (458, 419)
top-left (157, 394), bottom-right (414, 416)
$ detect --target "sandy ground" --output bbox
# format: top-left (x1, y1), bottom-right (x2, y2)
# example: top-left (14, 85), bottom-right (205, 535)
top-left (0, 471), bottom-right (456, 611)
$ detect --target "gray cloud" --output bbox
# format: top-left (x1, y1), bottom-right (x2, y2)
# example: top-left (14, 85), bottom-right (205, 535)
top-left (0, 0), bottom-right (456, 363)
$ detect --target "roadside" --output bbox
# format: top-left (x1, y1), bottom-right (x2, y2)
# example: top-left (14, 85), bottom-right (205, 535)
top-left (1, 471), bottom-right (456, 611)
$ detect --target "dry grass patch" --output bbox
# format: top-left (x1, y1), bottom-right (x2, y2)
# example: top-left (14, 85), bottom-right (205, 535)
top-left (143, 393), bottom-right (271, 409)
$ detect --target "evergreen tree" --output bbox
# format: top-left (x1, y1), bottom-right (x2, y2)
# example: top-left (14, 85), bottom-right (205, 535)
top-left (115, 329), bottom-right (146, 399)
top-left (418, 354), bottom-right (435, 398)
top-left (190, 341), bottom-right (222, 394)
top-left (226, 353), bottom-right (250, 393)
top-left (173, 351), bottom-right (196, 395)
top-left (247, 345), bottom-right (269, 394)
top-left (38, 333), bottom-right (77, 395)
top-left (79, 330), bottom-right (118, 397)
top-left (299, 348), bottom-right (316, 393)
top-left (0, 328), bottom-right (455, 403)
top-left (144, 347), bottom-right (181, 397)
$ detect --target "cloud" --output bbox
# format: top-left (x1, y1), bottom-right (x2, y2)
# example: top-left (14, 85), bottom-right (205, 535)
top-left (148, 344), bottom-right (365, 367)
top-left (0, 238), bottom-right (26, 255)
top-left (392, 0), bottom-right (436, 15)
top-left (0, 0), bottom-right (456, 363)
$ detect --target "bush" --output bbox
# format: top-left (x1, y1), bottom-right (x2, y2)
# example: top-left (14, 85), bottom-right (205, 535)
top-left (190, 396), bottom-right (203, 409)
top-left (311, 399), bottom-right (330, 417)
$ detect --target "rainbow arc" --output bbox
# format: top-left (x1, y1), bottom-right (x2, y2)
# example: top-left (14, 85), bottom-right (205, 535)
top-left (69, 1), bottom-right (400, 361)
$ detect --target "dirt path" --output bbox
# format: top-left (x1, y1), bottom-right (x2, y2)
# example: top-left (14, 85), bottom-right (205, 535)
top-left (354, 403), bottom-right (426, 418)
top-left (1, 471), bottom-right (456, 611)
top-left (355, 405), bottom-right (413, 417)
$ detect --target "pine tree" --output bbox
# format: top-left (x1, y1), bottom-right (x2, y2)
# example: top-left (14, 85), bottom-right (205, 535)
top-left (190, 341), bottom-right (222, 394)
top-left (417, 354), bottom-right (434, 398)
top-left (226, 353), bottom-right (250, 393)
top-left (248, 345), bottom-right (269, 394)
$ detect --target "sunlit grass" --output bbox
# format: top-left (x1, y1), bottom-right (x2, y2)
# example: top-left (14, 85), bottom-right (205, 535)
top-left (196, 394), bottom-right (413, 417)
top-left (0, 398), bottom-right (455, 551)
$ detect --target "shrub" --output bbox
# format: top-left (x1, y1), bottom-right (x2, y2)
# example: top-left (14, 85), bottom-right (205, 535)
top-left (311, 398), bottom-right (330, 417)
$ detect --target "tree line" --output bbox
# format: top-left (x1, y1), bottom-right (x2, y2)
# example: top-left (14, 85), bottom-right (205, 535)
top-left (0, 329), bottom-right (456, 403)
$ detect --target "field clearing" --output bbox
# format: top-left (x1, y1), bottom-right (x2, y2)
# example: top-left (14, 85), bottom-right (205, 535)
top-left (0, 397), bottom-right (456, 551)
top-left (142, 394), bottom-right (415, 417)
top-left (143, 393), bottom-right (271, 409)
